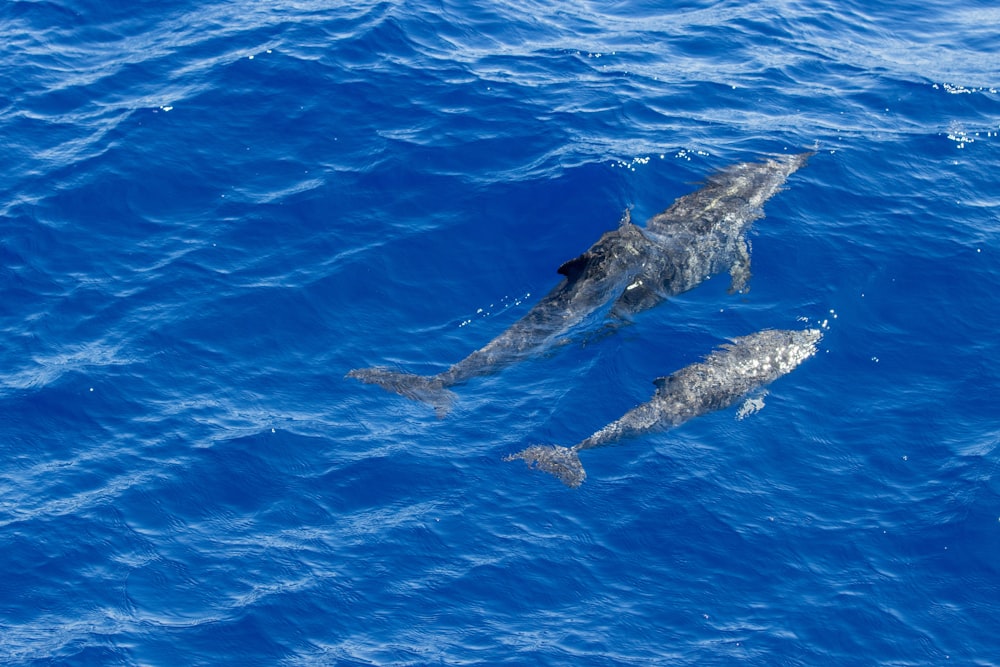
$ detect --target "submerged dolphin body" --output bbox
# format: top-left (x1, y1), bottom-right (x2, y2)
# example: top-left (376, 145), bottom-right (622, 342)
top-left (505, 328), bottom-right (821, 487)
top-left (348, 153), bottom-right (811, 416)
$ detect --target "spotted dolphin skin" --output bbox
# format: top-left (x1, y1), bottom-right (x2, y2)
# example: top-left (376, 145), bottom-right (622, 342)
top-left (348, 153), bottom-right (812, 416)
top-left (506, 328), bottom-right (821, 487)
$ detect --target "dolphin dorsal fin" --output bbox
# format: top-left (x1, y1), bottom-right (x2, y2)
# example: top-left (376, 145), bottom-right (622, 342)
top-left (618, 208), bottom-right (632, 228)
top-left (557, 253), bottom-right (592, 282)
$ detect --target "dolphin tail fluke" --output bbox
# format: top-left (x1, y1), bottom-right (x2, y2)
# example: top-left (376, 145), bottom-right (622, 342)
top-left (346, 367), bottom-right (457, 418)
top-left (504, 445), bottom-right (586, 488)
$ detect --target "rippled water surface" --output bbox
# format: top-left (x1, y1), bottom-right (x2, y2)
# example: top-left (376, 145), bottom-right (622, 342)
top-left (2, 0), bottom-right (999, 664)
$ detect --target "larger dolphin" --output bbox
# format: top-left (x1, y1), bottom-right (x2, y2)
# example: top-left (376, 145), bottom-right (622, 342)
top-left (506, 328), bottom-right (821, 487)
top-left (348, 153), bottom-right (812, 416)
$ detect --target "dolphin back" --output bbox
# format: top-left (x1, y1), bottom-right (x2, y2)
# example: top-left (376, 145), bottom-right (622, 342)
top-left (346, 367), bottom-right (457, 418)
top-left (504, 445), bottom-right (586, 488)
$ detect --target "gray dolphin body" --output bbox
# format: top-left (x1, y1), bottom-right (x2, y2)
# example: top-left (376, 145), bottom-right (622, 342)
top-left (348, 153), bottom-right (811, 416)
top-left (506, 328), bottom-right (821, 487)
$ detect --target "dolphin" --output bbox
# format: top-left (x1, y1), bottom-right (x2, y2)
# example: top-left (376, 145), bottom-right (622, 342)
top-left (348, 153), bottom-right (812, 416)
top-left (505, 328), bottom-right (821, 487)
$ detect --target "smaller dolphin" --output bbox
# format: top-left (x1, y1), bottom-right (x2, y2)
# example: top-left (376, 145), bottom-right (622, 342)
top-left (505, 328), bottom-right (821, 487)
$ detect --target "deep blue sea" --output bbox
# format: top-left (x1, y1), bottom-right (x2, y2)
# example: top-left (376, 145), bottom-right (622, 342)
top-left (3, 0), bottom-right (999, 664)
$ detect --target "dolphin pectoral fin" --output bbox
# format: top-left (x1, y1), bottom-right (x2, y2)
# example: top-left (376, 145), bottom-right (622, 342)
top-left (504, 445), bottom-right (586, 488)
top-left (346, 367), bottom-right (457, 418)
top-left (728, 239), bottom-right (752, 294)
top-left (611, 279), bottom-right (664, 318)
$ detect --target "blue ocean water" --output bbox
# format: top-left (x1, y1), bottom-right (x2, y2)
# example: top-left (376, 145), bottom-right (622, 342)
top-left (2, 0), bottom-right (999, 664)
